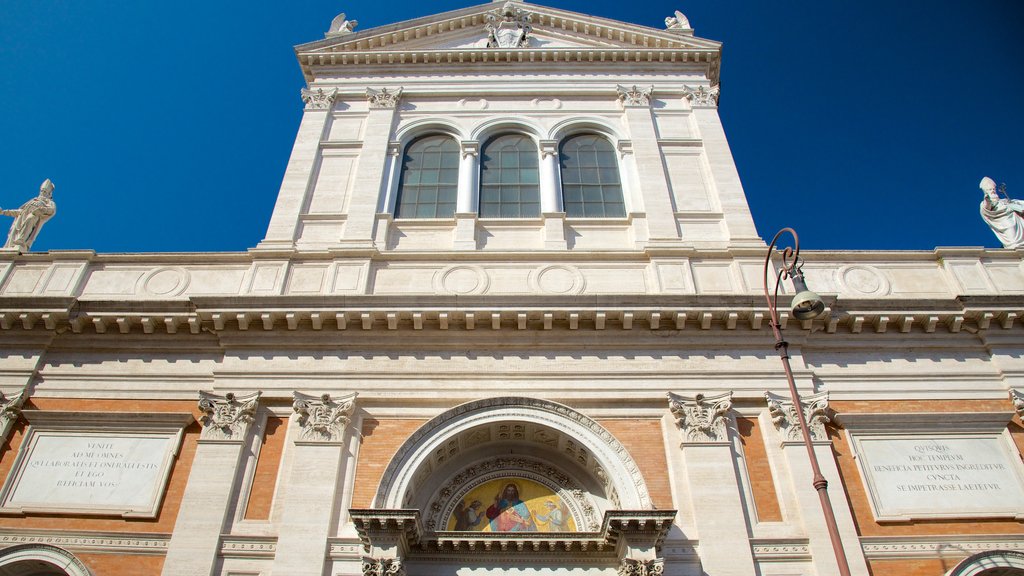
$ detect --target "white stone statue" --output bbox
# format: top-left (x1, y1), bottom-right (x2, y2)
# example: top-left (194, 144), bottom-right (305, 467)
top-left (1, 179), bottom-right (56, 252)
top-left (665, 10), bottom-right (691, 30)
top-left (979, 176), bottom-right (1024, 249)
top-left (327, 13), bottom-right (358, 37)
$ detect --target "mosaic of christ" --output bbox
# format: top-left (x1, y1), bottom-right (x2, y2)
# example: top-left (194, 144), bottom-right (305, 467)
top-left (446, 478), bottom-right (577, 532)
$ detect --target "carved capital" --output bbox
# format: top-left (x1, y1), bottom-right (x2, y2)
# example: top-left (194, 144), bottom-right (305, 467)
top-left (764, 390), bottom-right (834, 443)
top-left (485, 2), bottom-right (533, 48)
top-left (618, 558), bottom-right (664, 576)
top-left (0, 389), bottom-right (26, 441)
top-left (682, 84), bottom-right (720, 107)
top-left (301, 87), bottom-right (339, 111)
top-left (667, 391), bottom-right (732, 444)
top-left (293, 391), bottom-right (357, 442)
top-left (198, 391), bottom-right (261, 441)
top-left (617, 85), bottom-right (653, 107)
top-left (367, 87), bottom-right (403, 109)
top-left (1011, 390), bottom-right (1024, 419)
top-left (362, 557), bottom-right (405, 576)
top-left (539, 140), bottom-right (558, 159)
top-left (460, 141), bottom-right (479, 159)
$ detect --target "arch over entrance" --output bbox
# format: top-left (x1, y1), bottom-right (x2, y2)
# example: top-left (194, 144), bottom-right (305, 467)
top-left (0, 544), bottom-right (92, 576)
top-left (948, 550), bottom-right (1024, 576)
top-left (373, 397), bottom-right (653, 522)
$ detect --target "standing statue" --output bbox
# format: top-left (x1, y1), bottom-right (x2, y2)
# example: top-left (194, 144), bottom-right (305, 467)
top-left (1, 179), bottom-right (56, 252)
top-left (979, 176), bottom-right (1024, 249)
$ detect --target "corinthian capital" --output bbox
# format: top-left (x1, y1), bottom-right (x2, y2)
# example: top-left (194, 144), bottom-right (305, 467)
top-left (618, 558), bottom-right (664, 576)
top-left (366, 87), bottom-right (403, 109)
top-left (617, 84), bottom-right (653, 107)
top-left (1011, 389), bottom-right (1024, 419)
top-left (764, 390), bottom-right (834, 443)
top-left (301, 87), bottom-right (339, 110)
top-left (0, 389), bottom-right (26, 442)
top-left (362, 557), bottom-right (405, 576)
top-left (667, 391), bottom-right (732, 444)
top-left (198, 391), bottom-right (261, 441)
top-left (293, 391), bottom-right (357, 442)
top-left (682, 84), bottom-right (720, 107)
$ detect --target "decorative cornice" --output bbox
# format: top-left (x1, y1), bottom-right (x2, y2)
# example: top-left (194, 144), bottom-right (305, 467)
top-left (860, 535), bottom-right (1024, 560)
top-left (198, 391), bottom-right (261, 441)
top-left (293, 391), bottom-right (356, 442)
top-left (362, 557), bottom-right (405, 576)
top-left (300, 87), bottom-right (339, 110)
top-left (682, 84), bottom-right (719, 107)
top-left (617, 85), bottom-right (653, 107)
top-left (667, 391), bottom-right (731, 444)
top-left (618, 558), bottom-right (664, 576)
top-left (0, 529), bottom-right (169, 555)
top-left (749, 538), bottom-right (811, 560)
top-left (765, 390), bottom-right (834, 443)
top-left (367, 87), bottom-right (403, 109)
top-left (485, 1), bottom-right (533, 48)
top-left (219, 535), bottom-right (278, 558)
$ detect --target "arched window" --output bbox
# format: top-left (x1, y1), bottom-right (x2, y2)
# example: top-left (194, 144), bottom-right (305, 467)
top-left (395, 135), bottom-right (459, 218)
top-left (479, 134), bottom-right (540, 218)
top-left (559, 134), bottom-right (625, 218)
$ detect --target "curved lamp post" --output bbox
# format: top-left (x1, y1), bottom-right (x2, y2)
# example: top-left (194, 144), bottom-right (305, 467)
top-left (763, 228), bottom-right (851, 576)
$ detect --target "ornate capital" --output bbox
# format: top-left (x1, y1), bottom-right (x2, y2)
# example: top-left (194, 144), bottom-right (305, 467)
top-left (293, 391), bottom-right (357, 442)
top-left (617, 85), bottom-right (653, 107)
top-left (362, 557), bottom-right (405, 576)
top-left (301, 87), bottom-right (339, 111)
top-left (460, 140), bottom-right (479, 159)
top-left (539, 140), bottom-right (558, 159)
top-left (1011, 390), bottom-right (1024, 419)
top-left (367, 87), bottom-right (403, 109)
top-left (682, 84), bottom-right (720, 107)
top-left (0, 389), bottom-right (26, 441)
top-left (198, 391), bottom-right (261, 441)
top-left (618, 558), bottom-right (664, 576)
top-left (667, 391), bottom-right (732, 444)
top-left (765, 390), bottom-right (834, 443)
top-left (485, 1), bottom-right (533, 48)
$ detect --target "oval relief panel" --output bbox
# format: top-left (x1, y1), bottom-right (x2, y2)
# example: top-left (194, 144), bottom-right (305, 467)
top-left (138, 267), bottom-right (191, 297)
top-left (435, 265), bottom-right (490, 295)
top-left (837, 264), bottom-right (890, 297)
top-left (531, 265), bottom-right (585, 295)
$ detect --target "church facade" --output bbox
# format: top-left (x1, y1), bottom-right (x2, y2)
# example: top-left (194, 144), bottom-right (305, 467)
top-left (0, 2), bottom-right (1022, 575)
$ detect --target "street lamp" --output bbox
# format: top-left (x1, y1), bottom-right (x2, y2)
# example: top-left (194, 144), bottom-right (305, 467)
top-left (762, 227), bottom-right (851, 576)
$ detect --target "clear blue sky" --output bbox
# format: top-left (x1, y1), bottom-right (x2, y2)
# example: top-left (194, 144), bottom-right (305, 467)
top-left (1, 0), bottom-right (1021, 253)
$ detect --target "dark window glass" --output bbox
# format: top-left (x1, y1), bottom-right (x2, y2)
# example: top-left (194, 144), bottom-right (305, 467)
top-left (559, 135), bottom-right (625, 218)
top-left (480, 135), bottom-right (540, 218)
top-left (395, 135), bottom-right (459, 218)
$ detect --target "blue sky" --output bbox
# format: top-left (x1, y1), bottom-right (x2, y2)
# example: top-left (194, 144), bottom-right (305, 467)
top-left (1, 0), bottom-right (1021, 253)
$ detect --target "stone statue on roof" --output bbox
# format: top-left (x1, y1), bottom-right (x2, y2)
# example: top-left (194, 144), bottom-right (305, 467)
top-left (665, 10), bottom-right (691, 30)
top-left (327, 13), bottom-right (358, 37)
top-left (1, 179), bottom-right (56, 252)
top-left (979, 176), bottom-right (1024, 249)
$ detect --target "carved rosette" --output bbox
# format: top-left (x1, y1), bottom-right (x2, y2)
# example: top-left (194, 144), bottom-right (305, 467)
top-left (764, 390), bottom-right (834, 443)
top-left (293, 391), bottom-right (357, 441)
top-left (1011, 390), bottom-right (1024, 419)
top-left (667, 391), bottom-right (732, 444)
top-left (198, 391), bottom-right (261, 441)
top-left (617, 85), bottom-right (653, 107)
top-left (362, 557), bottom-right (405, 576)
top-left (0, 389), bottom-right (26, 441)
top-left (300, 87), bottom-right (339, 111)
top-left (366, 87), bottom-right (403, 109)
top-left (485, 1), bottom-right (533, 48)
top-left (618, 558), bottom-right (664, 576)
top-left (682, 84), bottom-right (720, 107)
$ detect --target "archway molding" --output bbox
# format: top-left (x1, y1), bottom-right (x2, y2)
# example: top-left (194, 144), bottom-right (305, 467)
top-left (948, 550), bottom-right (1024, 576)
top-left (0, 544), bottom-right (92, 576)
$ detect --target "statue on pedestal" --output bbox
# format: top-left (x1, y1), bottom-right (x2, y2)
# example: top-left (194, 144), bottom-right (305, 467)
top-left (1, 179), bottom-right (56, 252)
top-left (979, 176), bottom-right (1024, 249)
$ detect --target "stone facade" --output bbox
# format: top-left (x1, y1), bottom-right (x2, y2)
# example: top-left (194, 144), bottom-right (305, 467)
top-left (0, 2), bottom-right (1022, 576)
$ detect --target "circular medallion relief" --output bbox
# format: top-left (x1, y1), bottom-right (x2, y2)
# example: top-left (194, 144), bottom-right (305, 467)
top-left (837, 264), bottom-right (889, 297)
top-left (139, 267), bottom-right (191, 297)
top-left (436, 265), bottom-right (489, 295)
top-left (531, 265), bottom-right (585, 295)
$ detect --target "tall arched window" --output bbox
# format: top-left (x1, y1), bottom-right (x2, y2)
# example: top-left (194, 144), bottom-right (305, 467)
top-left (479, 134), bottom-right (540, 218)
top-left (559, 134), bottom-right (625, 218)
top-left (395, 135), bottom-right (459, 218)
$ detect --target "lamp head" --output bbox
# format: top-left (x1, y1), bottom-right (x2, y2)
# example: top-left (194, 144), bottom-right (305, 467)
top-left (789, 272), bottom-right (825, 320)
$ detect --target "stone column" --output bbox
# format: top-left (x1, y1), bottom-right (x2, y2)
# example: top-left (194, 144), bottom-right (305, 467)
top-left (617, 85), bottom-right (680, 245)
top-left (271, 392), bottom-right (357, 576)
top-left (454, 141), bottom-right (480, 250)
top-left (162, 391), bottom-right (261, 576)
top-left (260, 89), bottom-right (337, 249)
top-left (764, 391), bottom-right (870, 576)
top-left (539, 140), bottom-right (562, 213)
top-left (667, 391), bottom-right (757, 575)
top-left (339, 87), bottom-right (402, 249)
top-left (684, 85), bottom-right (760, 246)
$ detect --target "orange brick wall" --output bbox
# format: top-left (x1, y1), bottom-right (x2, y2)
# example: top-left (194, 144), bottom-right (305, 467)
top-left (597, 419), bottom-right (673, 510)
top-left (830, 399), bottom-right (1024, 537)
top-left (351, 418), bottom-right (427, 507)
top-left (0, 398), bottom-right (200, 533)
top-left (75, 553), bottom-right (165, 576)
top-left (866, 558), bottom-right (965, 576)
top-left (735, 416), bottom-right (782, 522)
top-left (244, 415), bottom-right (286, 520)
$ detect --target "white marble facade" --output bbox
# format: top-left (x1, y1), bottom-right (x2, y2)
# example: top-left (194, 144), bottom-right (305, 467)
top-left (0, 2), bottom-right (1023, 576)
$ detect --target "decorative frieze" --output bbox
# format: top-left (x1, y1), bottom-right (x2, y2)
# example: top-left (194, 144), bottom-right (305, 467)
top-left (764, 390), bottom-right (834, 443)
top-left (366, 87), bottom-right (403, 109)
top-left (682, 84), bottom-right (720, 107)
top-left (485, 1), bottom-right (533, 48)
top-left (197, 391), bottom-right (261, 441)
top-left (617, 85), bottom-right (653, 107)
top-left (362, 557), bottom-right (405, 576)
top-left (666, 391), bottom-right (732, 444)
top-left (300, 87), bottom-right (339, 110)
top-left (293, 391), bottom-right (357, 442)
top-left (618, 558), bottom-right (664, 576)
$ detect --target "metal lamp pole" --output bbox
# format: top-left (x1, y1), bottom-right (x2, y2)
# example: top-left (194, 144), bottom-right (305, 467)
top-left (763, 227), bottom-right (852, 576)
